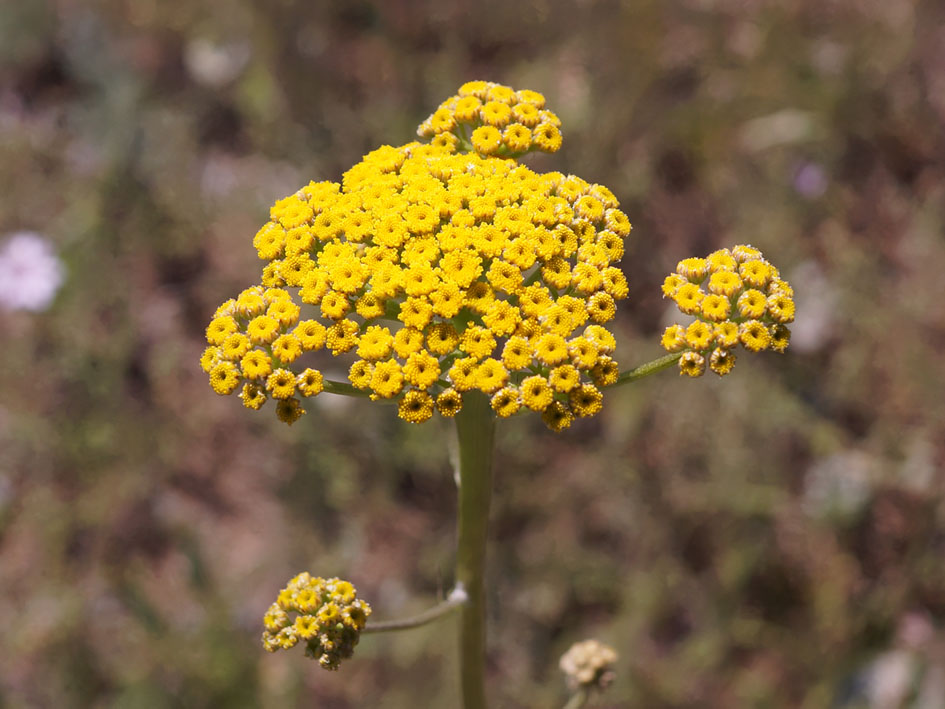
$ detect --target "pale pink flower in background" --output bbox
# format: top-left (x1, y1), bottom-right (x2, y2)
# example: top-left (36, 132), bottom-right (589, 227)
top-left (793, 161), bottom-right (828, 199)
top-left (0, 231), bottom-right (65, 312)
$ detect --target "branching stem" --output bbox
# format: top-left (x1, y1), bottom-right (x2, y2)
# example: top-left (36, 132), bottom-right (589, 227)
top-left (611, 352), bottom-right (682, 387)
top-left (363, 587), bottom-right (467, 634)
top-left (321, 379), bottom-right (372, 397)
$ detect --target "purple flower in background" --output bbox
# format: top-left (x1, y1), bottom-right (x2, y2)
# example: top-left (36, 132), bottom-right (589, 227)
top-left (0, 231), bottom-right (65, 312)
top-left (793, 162), bottom-right (828, 199)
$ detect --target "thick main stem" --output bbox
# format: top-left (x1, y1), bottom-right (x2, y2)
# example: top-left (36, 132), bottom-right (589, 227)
top-left (454, 391), bottom-right (496, 709)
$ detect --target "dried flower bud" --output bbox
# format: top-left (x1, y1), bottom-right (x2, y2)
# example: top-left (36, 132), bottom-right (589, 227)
top-left (559, 638), bottom-right (618, 691)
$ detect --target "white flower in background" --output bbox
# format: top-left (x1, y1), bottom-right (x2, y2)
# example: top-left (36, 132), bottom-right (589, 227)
top-left (184, 39), bottom-right (250, 88)
top-left (0, 231), bottom-right (65, 312)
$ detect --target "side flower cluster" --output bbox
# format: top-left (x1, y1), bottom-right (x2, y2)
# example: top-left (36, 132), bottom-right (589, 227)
top-left (261, 573), bottom-right (372, 670)
top-left (201, 82), bottom-right (633, 430)
top-left (660, 244), bottom-right (794, 377)
top-left (417, 80), bottom-right (563, 157)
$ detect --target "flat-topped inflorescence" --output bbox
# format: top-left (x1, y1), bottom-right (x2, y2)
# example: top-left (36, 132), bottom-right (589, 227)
top-left (201, 82), bottom-right (633, 430)
top-left (660, 244), bottom-right (794, 377)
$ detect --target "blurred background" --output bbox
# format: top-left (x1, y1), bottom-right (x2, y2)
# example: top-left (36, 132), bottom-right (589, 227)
top-left (2, 0), bottom-right (944, 707)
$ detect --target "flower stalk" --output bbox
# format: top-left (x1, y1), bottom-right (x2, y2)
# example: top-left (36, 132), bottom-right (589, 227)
top-left (454, 391), bottom-right (496, 709)
top-left (611, 352), bottom-right (682, 387)
top-left (562, 688), bottom-right (591, 709)
top-left (362, 586), bottom-right (467, 634)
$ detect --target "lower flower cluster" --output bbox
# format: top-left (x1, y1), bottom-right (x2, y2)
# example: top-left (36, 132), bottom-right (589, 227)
top-left (261, 573), bottom-right (372, 670)
top-left (660, 244), bottom-right (794, 376)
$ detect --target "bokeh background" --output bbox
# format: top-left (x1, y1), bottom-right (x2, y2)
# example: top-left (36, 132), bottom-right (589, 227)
top-left (2, 0), bottom-right (945, 707)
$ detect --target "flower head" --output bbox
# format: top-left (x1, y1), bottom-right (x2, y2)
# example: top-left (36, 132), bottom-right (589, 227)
top-left (261, 573), bottom-right (372, 670)
top-left (661, 245), bottom-right (793, 377)
top-left (203, 83), bottom-right (633, 430)
top-left (0, 232), bottom-right (65, 312)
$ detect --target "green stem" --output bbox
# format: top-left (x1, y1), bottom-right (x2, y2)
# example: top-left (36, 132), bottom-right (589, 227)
top-left (363, 587), bottom-right (467, 634)
top-left (454, 391), bottom-right (496, 709)
top-left (610, 352), bottom-right (682, 387)
top-left (562, 688), bottom-right (591, 709)
top-left (322, 379), bottom-right (372, 397)
top-left (321, 379), bottom-right (401, 405)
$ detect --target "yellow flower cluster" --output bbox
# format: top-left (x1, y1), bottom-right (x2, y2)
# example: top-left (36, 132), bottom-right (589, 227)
top-left (261, 573), bottom-right (372, 670)
top-left (202, 82), bottom-right (633, 429)
top-left (417, 80), bottom-right (563, 157)
top-left (660, 244), bottom-right (794, 377)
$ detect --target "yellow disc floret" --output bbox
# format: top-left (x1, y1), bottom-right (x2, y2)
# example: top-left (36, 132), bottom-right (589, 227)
top-left (210, 362), bottom-right (240, 395)
top-left (398, 390), bottom-right (435, 423)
